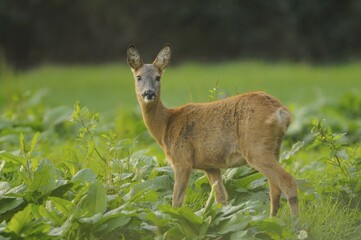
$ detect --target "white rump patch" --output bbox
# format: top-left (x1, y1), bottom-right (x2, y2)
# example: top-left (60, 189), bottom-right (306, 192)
top-left (265, 108), bottom-right (290, 128)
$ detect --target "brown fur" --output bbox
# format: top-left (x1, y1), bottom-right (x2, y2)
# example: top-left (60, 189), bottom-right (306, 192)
top-left (127, 44), bottom-right (298, 216)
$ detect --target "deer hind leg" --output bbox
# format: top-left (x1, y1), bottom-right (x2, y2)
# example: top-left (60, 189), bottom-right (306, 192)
top-left (269, 181), bottom-right (281, 216)
top-left (205, 168), bottom-right (228, 205)
top-left (250, 155), bottom-right (299, 216)
top-left (172, 164), bottom-right (192, 207)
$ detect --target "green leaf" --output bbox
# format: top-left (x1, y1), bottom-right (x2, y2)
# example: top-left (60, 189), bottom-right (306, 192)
top-left (217, 214), bottom-right (250, 234)
top-left (0, 198), bottom-right (24, 215)
top-left (48, 219), bottom-right (72, 237)
top-left (5, 204), bottom-right (32, 234)
top-left (47, 197), bottom-right (75, 216)
top-left (28, 159), bottom-right (57, 194)
top-left (253, 218), bottom-right (283, 237)
top-left (19, 132), bottom-right (26, 155)
top-left (50, 182), bottom-right (74, 198)
top-left (232, 172), bottom-right (263, 189)
top-left (80, 180), bottom-right (107, 216)
top-left (71, 168), bottom-right (97, 184)
top-left (194, 174), bottom-right (209, 191)
top-left (146, 211), bottom-right (169, 227)
top-left (27, 132), bottom-right (40, 158)
top-left (179, 208), bottom-right (203, 225)
top-left (79, 213), bottom-right (103, 224)
top-left (124, 175), bottom-right (171, 201)
top-left (95, 214), bottom-right (131, 233)
top-left (38, 204), bottom-right (63, 225)
top-left (1, 152), bottom-right (26, 166)
top-left (163, 226), bottom-right (184, 240)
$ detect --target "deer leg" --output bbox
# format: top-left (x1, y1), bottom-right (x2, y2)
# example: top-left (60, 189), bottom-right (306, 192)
top-left (250, 156), bottom-right (299, 216)
top-left (269, 181), bottom-right (282, 216)
top-left (172, 165), bottom-right (191, 207)
top-left (205, 169), bottom-right (228, 205)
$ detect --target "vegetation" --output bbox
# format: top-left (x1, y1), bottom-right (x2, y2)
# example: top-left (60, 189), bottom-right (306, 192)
top-left (0, 62), bottom-right (360, 239)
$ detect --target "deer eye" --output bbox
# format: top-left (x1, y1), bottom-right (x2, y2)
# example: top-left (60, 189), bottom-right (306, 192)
top-left (155, 76), bottom-right (161, 81)
top-left (136, 76), bottom-right (142, 81)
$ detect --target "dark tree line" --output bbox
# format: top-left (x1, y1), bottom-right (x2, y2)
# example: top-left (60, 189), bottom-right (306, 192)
top-left (1, 0), bottom-right (361, 69)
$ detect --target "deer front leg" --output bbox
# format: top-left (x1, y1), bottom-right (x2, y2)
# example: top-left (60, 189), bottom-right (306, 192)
top-left (205, 169), bottom-right (228, 205)
top-left (172, 165), bottom-right (191, 207)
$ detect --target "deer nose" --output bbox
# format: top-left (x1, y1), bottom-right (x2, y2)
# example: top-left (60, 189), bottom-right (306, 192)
top-left (142, 90), bottom-right (156, 101)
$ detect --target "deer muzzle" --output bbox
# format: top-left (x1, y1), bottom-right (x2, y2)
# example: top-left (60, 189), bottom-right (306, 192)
top-left (142, 90), bottom-right (156, 103)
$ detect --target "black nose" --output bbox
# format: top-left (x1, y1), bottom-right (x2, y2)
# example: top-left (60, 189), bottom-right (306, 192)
top-left (142, 90), bottom-right (156, 99)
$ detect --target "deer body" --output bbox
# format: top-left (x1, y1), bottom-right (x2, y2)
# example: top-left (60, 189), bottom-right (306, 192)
top-left (127, 45), bottom-right (298, 216)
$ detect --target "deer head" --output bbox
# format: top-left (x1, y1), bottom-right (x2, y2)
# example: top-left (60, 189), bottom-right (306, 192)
top-left (127, 44), bottom-right (171, 104)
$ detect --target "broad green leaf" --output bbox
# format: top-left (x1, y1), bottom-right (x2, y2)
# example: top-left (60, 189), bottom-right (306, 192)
top-left (95, 214), bottom-right (131, 233)
top-left (48, 197), bottom-right (74, 216)
top-left (194, 174), bottom-right (209, 191)
top-left (158, 204), bottom-right (181, 216)
top-left (48, 219), bottom-right (72, 237)
top-left (199, 216), bottom-right (211, 236)
top-left (124, 175), bottom-right (171, 200)
top-left (28, 159), bottom-right (57, 194)
top-left (71, 168), bottom-right (97, 184)
top-left (216, 214), bottom-right (250, 234)
top-left (178, 219), bottom-right (199, 238)
top-left (179, 208), bottom-right (203, 225)
top-left (50, 182), bottom-right (74, 198)
top-left (79, 213), bottom-right (102, 224)
top-left (163, 226), bottom-right (184, 240)
top-left (0, 198), bottom-right (24, 214)
top-left (146, 211), bottom-right (169, 227)
top-left (38, 204), bottom-right (63, 225)
top-left (1, 152), bottom-right (26, 166)
top-left (229, 230), bottom-right (249, 240)
top-left (232, 172), bottom-right (263, 189)
top-left (252, 218), bottom-right (283, 237)
top-left (5, 204), bottom-right (32, 234)
top-left (80, 180), bottom-right (107, 216)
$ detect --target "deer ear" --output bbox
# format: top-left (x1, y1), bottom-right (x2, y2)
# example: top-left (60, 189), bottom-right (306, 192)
top-left (153, 44), bottom-right (171, 71)
top-left (127, 45), bottom-right (143, 70)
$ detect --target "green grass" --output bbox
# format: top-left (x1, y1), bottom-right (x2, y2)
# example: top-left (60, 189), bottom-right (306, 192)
top-left (1, 61), bottom-right (361, 114)
top-left (278, 198), bottom-right (361, 240)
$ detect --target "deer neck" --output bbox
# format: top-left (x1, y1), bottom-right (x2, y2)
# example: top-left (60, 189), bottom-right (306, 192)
top-left (138, 96), bottom-right (170, 146)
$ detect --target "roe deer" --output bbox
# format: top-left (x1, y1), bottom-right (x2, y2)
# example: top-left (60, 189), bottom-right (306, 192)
top-left (126, 44), bottom-right (298, 216)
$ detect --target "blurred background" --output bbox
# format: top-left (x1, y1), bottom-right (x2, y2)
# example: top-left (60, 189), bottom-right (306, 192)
top-left (1, 0), bottom-right (361, 69)
top-left (0, 0), bottom-right (360, 115)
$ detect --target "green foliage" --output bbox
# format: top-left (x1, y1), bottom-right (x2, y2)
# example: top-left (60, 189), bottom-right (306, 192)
top-left (0, 68), bottom-right (360, 239)
top-left (308, 119), bottom-right (361, 205)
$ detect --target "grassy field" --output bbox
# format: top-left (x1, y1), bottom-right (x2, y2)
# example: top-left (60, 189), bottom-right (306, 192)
top-left (0, 62), bottom-right (360, 239)
top-left (2, 61), bottom-right (361, 113)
